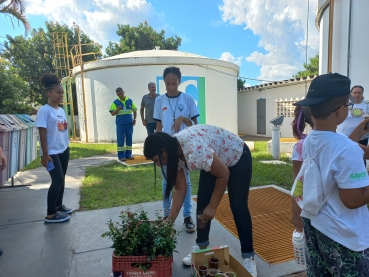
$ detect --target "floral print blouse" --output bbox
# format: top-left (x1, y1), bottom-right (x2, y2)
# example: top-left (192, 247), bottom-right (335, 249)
top-left (173, 124), bottom-right (245, 172)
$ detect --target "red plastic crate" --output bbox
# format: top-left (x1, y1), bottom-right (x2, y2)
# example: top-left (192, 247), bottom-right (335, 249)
top-left (112, 252), bottom-right (173, 277)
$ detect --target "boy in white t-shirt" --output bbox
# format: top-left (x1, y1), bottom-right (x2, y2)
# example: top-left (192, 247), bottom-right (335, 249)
top-left (293, 73), bottom-right (369, 276)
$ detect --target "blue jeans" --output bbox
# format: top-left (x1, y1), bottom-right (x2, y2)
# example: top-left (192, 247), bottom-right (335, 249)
top-left (161, 165), bottom-right (192, 218)
top-left (146, 122), bottom-right (156, 135)
top-left (116, 124), bottom-right (133, 159)
top-left (196, 144), bottom-right (254, 258)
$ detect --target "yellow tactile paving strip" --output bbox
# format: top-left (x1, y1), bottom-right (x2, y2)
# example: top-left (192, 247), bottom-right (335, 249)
top-left (196, 187), bottom-right (295, 264)
top-left (122, 155), bottom-right (153, 165)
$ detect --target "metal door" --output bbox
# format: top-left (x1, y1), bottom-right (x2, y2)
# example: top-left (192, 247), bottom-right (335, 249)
top-left (257, 99), bottom-right (266, 134)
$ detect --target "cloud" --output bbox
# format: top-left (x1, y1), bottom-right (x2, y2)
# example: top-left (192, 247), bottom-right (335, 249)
top-left (219, 51), bottom-right (243, 67)
top-left (25, 0), bottom-right (167, 51)
top-left (219, 0), bottom-right (319, 81)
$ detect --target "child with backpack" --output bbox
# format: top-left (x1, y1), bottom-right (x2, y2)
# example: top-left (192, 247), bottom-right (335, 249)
top-left (291, 73), bottom-right (369, 276)
top-left (290, 106), bottom-right (313, 232)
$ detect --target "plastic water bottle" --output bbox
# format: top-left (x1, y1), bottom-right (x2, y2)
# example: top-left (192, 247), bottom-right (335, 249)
top-left (292, 230), bottom-right (306, 268)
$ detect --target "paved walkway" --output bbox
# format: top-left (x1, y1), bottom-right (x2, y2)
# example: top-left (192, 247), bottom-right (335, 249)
top-left (0, 151), bottom-right (305, 277)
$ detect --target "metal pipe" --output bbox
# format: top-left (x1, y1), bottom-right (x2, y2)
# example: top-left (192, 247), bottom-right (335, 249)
top-left (327, 0), bottom-right (334, 73)
top-left (347, 0), bottom-right (352, 78)
top-left (78, 26), bottom-right (89, 142)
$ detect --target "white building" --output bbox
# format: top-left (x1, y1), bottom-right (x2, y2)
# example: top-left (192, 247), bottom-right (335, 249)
top-left (238, 76), bottom-right (315, 138)
top-left (72, 49), bottom-right (239, 143)
top-left (317, 0), bottom-right (369, 85)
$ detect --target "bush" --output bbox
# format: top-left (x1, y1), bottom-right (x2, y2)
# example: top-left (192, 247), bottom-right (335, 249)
top-left (102, 208), bottom-right (179, 260)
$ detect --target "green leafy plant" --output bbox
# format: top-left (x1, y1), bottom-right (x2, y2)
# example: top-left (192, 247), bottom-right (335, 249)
top-left (102, 208), bottom-right (179, 270)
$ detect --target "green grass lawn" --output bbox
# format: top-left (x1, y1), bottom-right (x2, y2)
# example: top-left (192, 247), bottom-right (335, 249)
top-left (79, 141), bottom-right (294, 211)
top-left (22, 142), bottom-right (117, 171)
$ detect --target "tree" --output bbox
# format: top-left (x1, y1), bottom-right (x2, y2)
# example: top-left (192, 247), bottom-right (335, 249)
top-left (293, 53), bottom-right (319, 78)
top-left (1, 21), bottom-right (101, 107)
top-left (0, 58), bottom-right (33, 114)
top-left (105, 21), bottom-right (182, 57)
top-left (238, 78), bottom-right (246, 91)
top-left (0, 0), bottom-right (30, 34)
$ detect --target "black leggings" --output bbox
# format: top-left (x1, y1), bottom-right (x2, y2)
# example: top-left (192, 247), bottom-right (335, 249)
top-left (196, 144), bottom-right (254, 257)
top-left (46, 147), bottom-right (70, 215)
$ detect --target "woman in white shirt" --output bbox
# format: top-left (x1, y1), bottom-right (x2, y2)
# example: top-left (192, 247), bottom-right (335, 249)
top-left (143, 124), bottom-right (257, 277)
top-left (36, 73), bottom-right (72, 223)
top-left (338, 85), bottom-right (368, 164)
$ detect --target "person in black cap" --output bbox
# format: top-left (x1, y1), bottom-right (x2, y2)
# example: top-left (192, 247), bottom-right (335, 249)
top-left (292, 73), bottom-right (369, 276)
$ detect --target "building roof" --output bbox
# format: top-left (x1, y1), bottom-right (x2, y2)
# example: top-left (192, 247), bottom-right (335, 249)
top-left (103, 49), bottom-right (207, 60)
top-left (239, 75), bottom-right (317, 92)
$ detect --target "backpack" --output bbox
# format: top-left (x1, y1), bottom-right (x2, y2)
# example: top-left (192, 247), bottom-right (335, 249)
top-left (291, 141), bottom-right (335, 216)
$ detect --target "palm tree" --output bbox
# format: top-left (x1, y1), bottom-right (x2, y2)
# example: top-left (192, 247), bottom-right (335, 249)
top-left (0, 0), bottom-right (30, 35)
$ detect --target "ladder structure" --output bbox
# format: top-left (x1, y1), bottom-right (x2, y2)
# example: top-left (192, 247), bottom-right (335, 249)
top-left (51, 32), bottom-right (76, 139)
top-left (51, 25), bottom-right (102, 141)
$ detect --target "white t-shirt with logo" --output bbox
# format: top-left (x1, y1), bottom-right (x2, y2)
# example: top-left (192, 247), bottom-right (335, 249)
top-left (153, 92), bottom-right (199, 135)
top-left (301, 130), bottom-right (369, 251)
top-left (36, 105), bottom-right (70, 156)
top-left (337, 101), bottom-right (369, 140)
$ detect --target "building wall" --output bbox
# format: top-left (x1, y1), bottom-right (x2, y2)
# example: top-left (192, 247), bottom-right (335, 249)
top-left (74, 61), bottom-right (238, 143)
top-left (238, 82), bottom-right (310, 138)
top-left (319, 0), bottom-right (369, 90)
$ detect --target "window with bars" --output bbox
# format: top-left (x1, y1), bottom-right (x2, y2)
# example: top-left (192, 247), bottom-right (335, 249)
top-left (276, 100), bottom-right (297, 118)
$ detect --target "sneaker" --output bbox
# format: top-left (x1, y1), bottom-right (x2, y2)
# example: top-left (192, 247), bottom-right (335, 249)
top-left (57, 204), bottom-right (73, 214)
top-left (126, 156), bottom-right (135, 160)
top-left (184, 216), bottom-right (196, 233)
top-left (182, 246), bottom-right (199, 266)
top-left (44, 211), bottom-right (71, 223)
top-left (243, 256), bottom-right (257, 277)
top-left (119, 158), bottom-right (126, 162)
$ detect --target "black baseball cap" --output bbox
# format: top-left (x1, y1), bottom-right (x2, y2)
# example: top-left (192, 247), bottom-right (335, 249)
top-left (116, 87), bottom-right (123, 93)
top-left (294, 73), bottom-right (351, 106)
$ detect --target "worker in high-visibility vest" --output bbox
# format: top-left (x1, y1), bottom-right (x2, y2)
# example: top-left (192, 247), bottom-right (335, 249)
top-left (109, 87), bottom-right (137, 162)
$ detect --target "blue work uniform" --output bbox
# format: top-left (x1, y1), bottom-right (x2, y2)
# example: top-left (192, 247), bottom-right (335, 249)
top-left (109, 97), bottom-right (137, 159)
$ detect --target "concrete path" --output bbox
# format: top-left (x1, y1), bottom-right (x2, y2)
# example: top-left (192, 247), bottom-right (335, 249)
top-left (0, 152), bottom-right (305, 277)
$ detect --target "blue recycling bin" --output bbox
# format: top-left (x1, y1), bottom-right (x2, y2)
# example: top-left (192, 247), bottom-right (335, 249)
top-left (0, 115), bottom-right (21, 178)
top-left (22, 114), bottom-right (37, 162)
top-left (0, 117), bottom-right (12, 186)
top-left (15, 114), bottom-right (34, 166)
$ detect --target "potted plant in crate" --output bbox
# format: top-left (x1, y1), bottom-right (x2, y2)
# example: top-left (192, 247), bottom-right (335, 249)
top-left (102, 208), bottom-right (179, 275)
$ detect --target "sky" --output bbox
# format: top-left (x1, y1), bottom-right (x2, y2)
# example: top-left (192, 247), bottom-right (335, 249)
top-left (0, 0), bottom-right (320, 87)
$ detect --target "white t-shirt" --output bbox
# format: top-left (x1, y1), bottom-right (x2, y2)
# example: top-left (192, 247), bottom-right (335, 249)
top-left (153, 92), bottom-right (199, 135)
top-left (36, 105), bottom-right (70, 155)
top-left (174, 125), bottom-right (245, 172)
top-left (337, 101), bottom-right (369, 140)
top-left (301, 130), bottom-right (369, 251)
top-left (291, 139), bottom-right (304, 162)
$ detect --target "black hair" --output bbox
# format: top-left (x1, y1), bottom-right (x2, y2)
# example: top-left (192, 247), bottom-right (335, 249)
top-left (144, 132), bottom-right (179, 200)
top-left (163, 67), bottom-right (181, 83)
top-left (291, 106), bottom-right (313, 140)
top-left (39, 73), bottom-right (61, 92)
top-left (309, 94), bottom-right (349, 119)
top-left (351, 85), bottom-right (364, 93)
